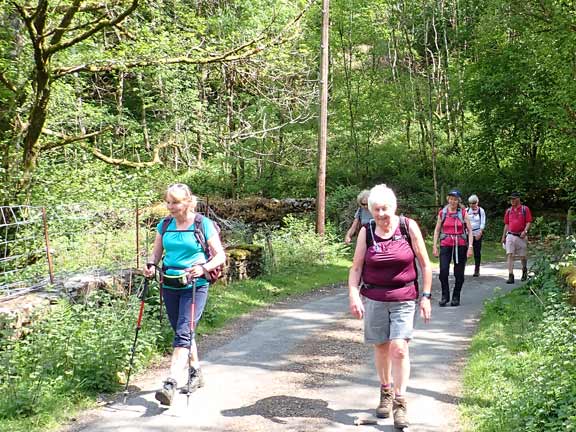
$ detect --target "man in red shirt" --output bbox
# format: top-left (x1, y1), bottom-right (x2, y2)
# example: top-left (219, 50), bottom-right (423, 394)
top-left (501, 192), bottom-right (532, 284)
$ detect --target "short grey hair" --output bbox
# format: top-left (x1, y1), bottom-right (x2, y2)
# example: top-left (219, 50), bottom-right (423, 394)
top-left (468, 194), bottom-right (479, 204)
top-left (356, 189), bottom-right (370, 206)
top-left (368, 184), bottom-right (397, 213)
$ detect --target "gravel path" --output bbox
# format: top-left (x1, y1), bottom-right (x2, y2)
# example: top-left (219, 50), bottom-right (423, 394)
top-left (62, 262), bottom-right (516, 432)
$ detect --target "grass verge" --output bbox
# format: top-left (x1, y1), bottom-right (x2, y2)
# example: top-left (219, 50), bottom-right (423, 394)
top-left (460, 252), bottom-right (576, 432)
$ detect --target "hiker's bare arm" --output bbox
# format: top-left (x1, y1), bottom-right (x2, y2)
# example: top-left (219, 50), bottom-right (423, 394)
top-left (410, 222), bottom-right (432, 322)
top-left (432, 215), bottom-right (442, 257)
top-left (409, 222), bottom-right (432, 292)
top-left (348, 227), bottom-right (367, 319)
top-left (144, 233), bottom-right (164, 276)
top-left (345, 218), bottom-right (360, 244)
top-left (521, 222), bottom-right (531, 239)
top-left (205, 235), bottom-right (226, 270)
top-left (501, 224), bottom-right (508, 243)
top-left (465, 215), bottom-right (474, 257)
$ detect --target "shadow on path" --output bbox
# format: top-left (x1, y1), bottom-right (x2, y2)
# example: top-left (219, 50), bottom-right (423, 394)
top-left (221, 395), bottom-right (397, 430)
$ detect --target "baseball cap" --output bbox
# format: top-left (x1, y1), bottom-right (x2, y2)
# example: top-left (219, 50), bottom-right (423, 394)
top-left (509, 191), bottom-right (521, 198)
top-left (447, 189), bottom-right (462, 199)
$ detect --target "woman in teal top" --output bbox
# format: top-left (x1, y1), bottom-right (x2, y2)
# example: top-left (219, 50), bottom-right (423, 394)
top-left (144, 183), bottom-right (225, 406)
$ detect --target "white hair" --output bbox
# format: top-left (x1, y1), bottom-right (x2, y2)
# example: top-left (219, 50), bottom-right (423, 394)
top-left (468, 194), bottom-right (479, 204)
top-left (368, 184), bottom-right (397, 213)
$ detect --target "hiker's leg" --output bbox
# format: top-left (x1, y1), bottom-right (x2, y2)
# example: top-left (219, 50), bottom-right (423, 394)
top-left (388, 301), bottom-right (416, 396)
top-left (167, 287), bottom-right (208, 383)
top-left (374, 342), bottom-right (392, 386)
top-left (439, 246), bottom-right (452, 302)
top-left (390, 339), bottom-right (410, 396)
top-left (505, 234), bottom-right (516, 273)
top-left (452, 246), bottom-right (467, 304)
top-left (365, 298), bottom-right (392, 386)
top-left (473, 237), bottom-right (482, 267)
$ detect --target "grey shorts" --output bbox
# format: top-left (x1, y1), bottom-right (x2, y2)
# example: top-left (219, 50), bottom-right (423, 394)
top-left (363, 297), bottom-right (417, 344)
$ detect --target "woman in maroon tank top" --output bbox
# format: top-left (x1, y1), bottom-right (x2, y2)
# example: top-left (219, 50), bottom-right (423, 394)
top-left (348, 184), bottom-right (432, 429)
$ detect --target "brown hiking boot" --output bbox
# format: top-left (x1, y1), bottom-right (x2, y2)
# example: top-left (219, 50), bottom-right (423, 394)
top-left (375, 387), bottom-right (393, 418)
top-left (393, 397), bottom-right (409, 429)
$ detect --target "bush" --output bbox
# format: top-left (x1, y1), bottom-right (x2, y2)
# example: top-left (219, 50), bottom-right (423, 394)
top-left (0, 288), bottom-right (169, 424)
top-left (254, 215), bottom-right (347, 273)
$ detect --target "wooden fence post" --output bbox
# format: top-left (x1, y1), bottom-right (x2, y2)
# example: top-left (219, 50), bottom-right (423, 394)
top-left (41, 207), bottom-right (55, 284)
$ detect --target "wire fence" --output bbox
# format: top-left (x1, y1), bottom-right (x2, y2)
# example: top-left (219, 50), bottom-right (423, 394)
top-left (0, 203), bottom-right (153, 301)
top-left (0, 201), bottom-right (252, 302)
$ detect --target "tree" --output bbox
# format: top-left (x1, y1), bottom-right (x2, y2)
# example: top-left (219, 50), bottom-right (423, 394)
top-left (0, 0), bottom-right (311, 204)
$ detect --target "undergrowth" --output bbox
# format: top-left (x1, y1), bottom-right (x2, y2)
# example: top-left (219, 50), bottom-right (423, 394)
top-left (460, 237), bottom-right (576, 432)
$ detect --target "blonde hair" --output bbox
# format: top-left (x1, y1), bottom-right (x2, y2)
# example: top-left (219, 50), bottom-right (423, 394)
top-left (356, 189), bottom-right (370, 206)
top-left (368, 184), bottom-right (397, 213)
top-left (165, 183), bottom-right (197, 210)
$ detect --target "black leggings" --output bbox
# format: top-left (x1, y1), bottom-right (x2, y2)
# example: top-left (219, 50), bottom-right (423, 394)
top-left (439, 245), bottom-right (468, 300)
top-left (472, 236), bottom-right (482, 267)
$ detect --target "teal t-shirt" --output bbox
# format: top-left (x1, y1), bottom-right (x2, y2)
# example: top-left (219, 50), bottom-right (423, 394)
top-left (156, 215), bottom-right (217, 288)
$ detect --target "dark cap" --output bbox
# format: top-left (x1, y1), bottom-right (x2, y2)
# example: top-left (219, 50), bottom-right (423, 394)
top-left (509, 191), bottom-right (521, 198)
top-left (447, 189), bottom-right (462, 199)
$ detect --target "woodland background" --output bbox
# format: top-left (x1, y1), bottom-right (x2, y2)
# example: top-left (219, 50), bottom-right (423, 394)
top-left (1, 0), bottom-right (574, 217)
top-left (1, 2), bottom-right (576, 430)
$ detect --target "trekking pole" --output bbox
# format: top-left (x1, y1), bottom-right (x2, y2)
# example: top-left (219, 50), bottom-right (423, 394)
top-left (146, 263), bottom-right (163, 323)
top-left (186, 278), bottom-right (198, 407)
top-left (123, 272), bottom-right (151, 403)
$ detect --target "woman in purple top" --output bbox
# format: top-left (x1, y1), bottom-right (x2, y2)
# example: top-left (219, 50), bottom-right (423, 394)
top-left (348, 184), bottom-right (432, 429)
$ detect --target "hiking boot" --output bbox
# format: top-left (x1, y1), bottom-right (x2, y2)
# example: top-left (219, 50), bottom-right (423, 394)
top-left (521, 268), bottom-right (528, 281)
top-left (506, 273), bottom-right (515, 284)
top-left (375, 386), bottom-right (393, 418)
top-left (181, 367), bottom-right (204, 393)
top-left (155, 377), bottom-right (177, 406)
top-left (393, 396), bottom-right (409, 429)
top-left (473, 265), bottom-right (480, 277)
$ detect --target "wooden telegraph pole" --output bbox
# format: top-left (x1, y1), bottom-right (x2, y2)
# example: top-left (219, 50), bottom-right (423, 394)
top-left (316, 0), bottom-right (330, 235)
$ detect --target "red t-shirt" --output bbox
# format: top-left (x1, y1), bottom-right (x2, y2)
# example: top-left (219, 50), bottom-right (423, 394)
top-left (504, 205), bottom-right (532, 233)
top-left (438, 208), bottom-right (467, 247)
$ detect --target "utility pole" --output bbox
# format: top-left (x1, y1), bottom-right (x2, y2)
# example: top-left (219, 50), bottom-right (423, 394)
top-left (316, 0), bottom-right (330, 235)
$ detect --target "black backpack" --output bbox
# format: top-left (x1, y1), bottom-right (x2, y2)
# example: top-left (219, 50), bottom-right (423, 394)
top-left (160, 213), bottom-right (223, 283)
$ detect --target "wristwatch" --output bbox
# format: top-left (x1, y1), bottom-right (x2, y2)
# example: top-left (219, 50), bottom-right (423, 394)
top-left (421, 292), bottom-right (432, 299)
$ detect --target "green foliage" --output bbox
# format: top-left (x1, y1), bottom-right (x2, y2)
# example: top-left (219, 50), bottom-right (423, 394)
top-left (254, 215), bottom-right (348, 273)
top-left (325, 185), bottom-right (362, 233)
top-left (529, 216), bottom-right (563, 239)
top-left (461, 239), bottom-right (576, 432)
top-left (0, 288), bottom-right (169, 427)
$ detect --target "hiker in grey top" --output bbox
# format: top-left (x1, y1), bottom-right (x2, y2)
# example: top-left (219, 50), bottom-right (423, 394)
top-left (345, 189), bottom-right (372, 244)
top-left (466, 194), bottom-right (486, 277)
